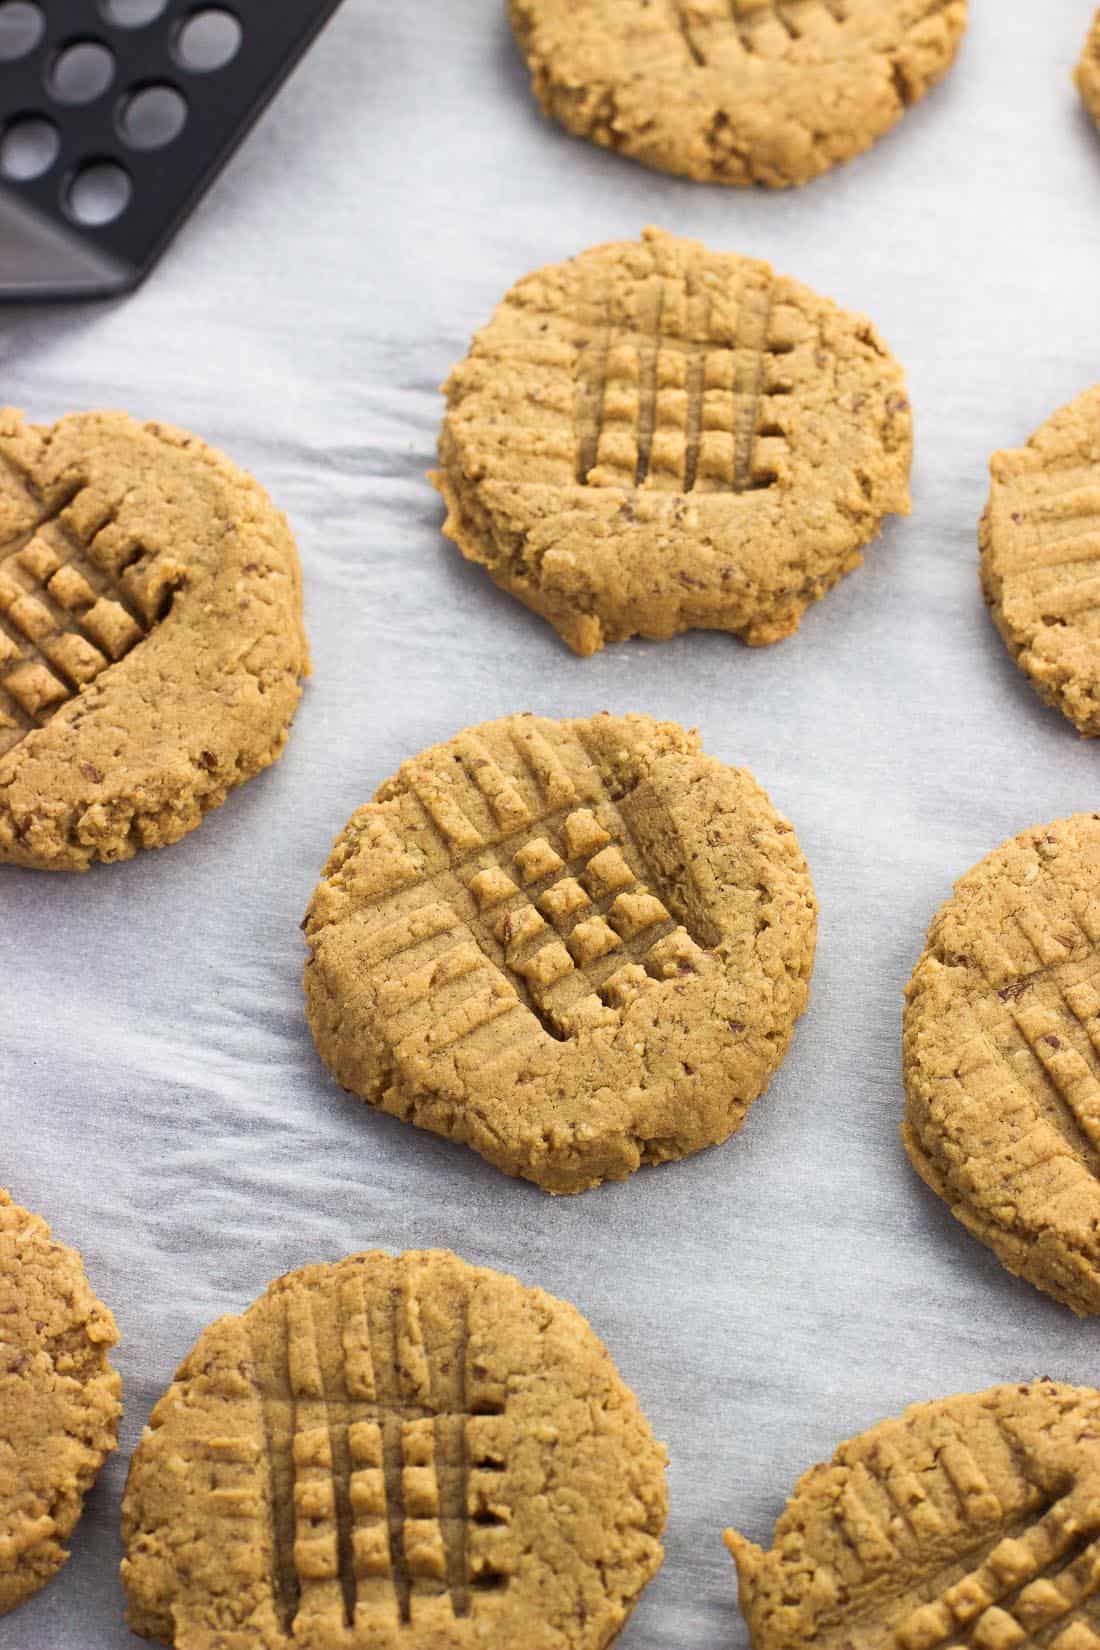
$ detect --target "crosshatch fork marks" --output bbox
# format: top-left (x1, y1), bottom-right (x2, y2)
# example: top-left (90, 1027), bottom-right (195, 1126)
top-left (888, 1489), bottom-right (1100, 1650)
top-left (969, 903), bottom-right (1100, 1177)
top-left (324, 1374), bottom-right (358, 1629)
top-left (682, 345), bottom-right (708, 497)
top-left (0, 470), bottom-right (177, 758)
top-left (671, 0), bottom-right (706, 65)
top-left (820, 1410), bottom-right (1100, 1650)
top-left (672, 0), bottom-right (849, 62)
top-left (573, 271), bottom-right (781, 496)
top-left (575, 326), bottom-right (611, 485)
top-left (394, 799), bottom-right (694, 1046)
top-left (831, 1409), bottom-right (1011, 1580)
top-left (247, 1311), bottom-right (300, 1637)
top-left (248, 1273), bottom-right (508, 1637)
top-left (996, 475), bottom-right (1100, 625)
top-left (678, 262), bottom-right (713, 500)
top-left (634, 279), bottom-right (666, 487)
top-left (381, 1415), bottom-right (413, 1624)
top-left (386, 733), bottom-right (710, 1046)
top-left (732, 278), bottom-right (775, 493)
top-left (437, 1292), bottom-right (471, 1620)
top-left (736, 0), bottom-right (850, 44)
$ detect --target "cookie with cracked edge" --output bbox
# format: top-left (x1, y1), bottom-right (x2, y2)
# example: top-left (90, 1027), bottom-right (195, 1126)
top-left (724, 1380), bottom-right (1100, 1650)
top-left (903, 814), bottom-right (1100, 1316)
top-left (509, 0), bottom-right (968, 188)
top-left (121, 1248), bottom-right (668, 1649)
top-left (302, 711), bottom-right (817, 1194)
top-left (981, 386), bottom-right (1100, 737)
top-left (0, 408), bottom-right (310, 870)
top-left (0, 1187), bottom-right (121, 1616)
top-left (1077, 11), bottom-right (1100, 128)
top-left (431, 228), bottom-right (912, 657)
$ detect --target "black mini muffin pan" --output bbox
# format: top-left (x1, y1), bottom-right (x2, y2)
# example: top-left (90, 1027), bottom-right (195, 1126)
top-left (0, 0), bottom-right (343, 300)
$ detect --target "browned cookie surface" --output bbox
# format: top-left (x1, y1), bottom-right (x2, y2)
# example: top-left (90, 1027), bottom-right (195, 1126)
top-left (302, 712), bottom-right (816, 1193)
top-left (1078, 11), bottom-right (1100, 127)
top-left (509, 0), bottom-right (968, 187)
top-left (0, 1188), bottom-right (121, 1616)
top-left (433, 229), bottom-right (911, 656)
top-left (121, 1249), bottom-right (667, 1649)
top-left (981, 388), bottom-right (1100, 737)
top-left (0, 409), bottom-right (309, 870)
top-left (725, 1381), bottom-right (1100, 1649)
top-left (903, 815), bottom-right (1100, 1315)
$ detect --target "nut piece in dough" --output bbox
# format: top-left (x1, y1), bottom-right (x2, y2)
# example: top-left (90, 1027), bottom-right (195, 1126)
top-left (509, 0), bottom-right (968, 188)
top-left (0, 408), bottom-right (309, 870)
top-left (904, 814), bottom-right (1100, 1315)
top-left (725, 1381), bottom-right (1100, 1649)
top-left (303, 711), bottom-right (817, 1193)
top-left (433, 229), bottom-right (912, 656)
top-left (121, 1248), bottom-right (668, 1649)
top-left (0, 1187), bottom-right (121, 1616)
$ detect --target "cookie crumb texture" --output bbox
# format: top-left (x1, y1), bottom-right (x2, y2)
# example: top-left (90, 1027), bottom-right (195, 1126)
top-left (433, 229), bottom-right (911, 656)
top-left (303, 712), bottom-right (816, 1193)
top-left (509, 0), bottom-right (968, 188)
top-left (0, 1188), bottom-right (121, 1617)
top-left (1078, 11), bottom-right (1100, 128)
top-left (903, 815), bottom-right (1100, 1316)
top-left (121, 1249), bottom-right (668, 1649)
top-left (0, 408), bottom-right (309, 870)
top-left (725, 1381), bottom-right (1100, 1649)
top-left (981, 385), bottom-right (1100, 737)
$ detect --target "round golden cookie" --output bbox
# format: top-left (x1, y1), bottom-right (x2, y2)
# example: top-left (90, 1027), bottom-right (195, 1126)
top-left (303, 711), bottom-right (817, 1193)
top-left (725, 1380), bottom-right (1100, 1650)
top-left (121, 1248), bottom-right (668, 1650)
top-left (0, 1187), bottom-right (121, 1616)
top-left (432, 228), bottom-right (912, 657)
top-left (509, 0), bottom-right (968, 188)
top-left (1078, 11), bottom-right (1100, 128)
top-left (981, 386), bottom-right (1100, 737)
top-left (0, 408), bottom-right (309, 870)
top-left (903, 814), bottom-right (1100, 1316)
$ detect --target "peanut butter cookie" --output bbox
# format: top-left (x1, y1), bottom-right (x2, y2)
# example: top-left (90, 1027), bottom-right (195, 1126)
top-left (981, 386), bottom-right (1100, 736)
top-left (303, 711), bottom-right (817, 1193)
top-left (903, 814), bottom-right (1100, 1316)
top-left (1078, 11), bottom-right (1100, 128)
top-left (0, 408), bottom-right (309, 870)
top-left (121, 1248), bottom-right (668, 1649)
top-left (725, 1380), bottom-right (1100, 1650)
top-left (0, 1187), bottom-right (121, 1616)
top-left (433, 228), bottom-right (912, 656)
top-left (509, 0), bottom-right (968, 188)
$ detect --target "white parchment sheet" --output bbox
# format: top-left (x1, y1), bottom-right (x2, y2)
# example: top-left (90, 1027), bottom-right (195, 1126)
top-left (3, 4), bottom-right (1100, 1646)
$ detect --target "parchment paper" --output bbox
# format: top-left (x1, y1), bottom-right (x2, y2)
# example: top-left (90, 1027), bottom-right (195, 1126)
top-left (4, 4), bottom-right (1100, 1645)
